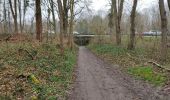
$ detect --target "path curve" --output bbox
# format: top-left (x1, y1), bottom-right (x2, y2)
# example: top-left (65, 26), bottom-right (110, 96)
top-left (69, 47), bottom-right (169, 100)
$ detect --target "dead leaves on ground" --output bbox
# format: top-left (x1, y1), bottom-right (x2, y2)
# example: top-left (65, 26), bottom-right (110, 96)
top-left (0, 43), bottom-right (76, 99)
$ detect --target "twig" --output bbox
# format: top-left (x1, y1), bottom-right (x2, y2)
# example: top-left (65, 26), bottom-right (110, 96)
top-left (148, 61), bottom-right (170, 71)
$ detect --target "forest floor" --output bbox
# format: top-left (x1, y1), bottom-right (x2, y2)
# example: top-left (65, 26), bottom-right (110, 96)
top-left (69, 47), bottom-right (170, 100)
top-left (0, 42), bottom-right (77, 100)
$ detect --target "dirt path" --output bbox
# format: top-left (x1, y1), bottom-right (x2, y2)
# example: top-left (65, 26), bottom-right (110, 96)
top-left (69, 47), bottom-right (170, 100)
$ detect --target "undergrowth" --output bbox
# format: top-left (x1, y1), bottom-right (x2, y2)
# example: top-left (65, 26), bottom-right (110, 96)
top-left (0, 42), bottom-right (77, 100)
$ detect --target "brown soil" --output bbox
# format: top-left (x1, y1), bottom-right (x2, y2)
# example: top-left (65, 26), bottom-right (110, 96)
top-left (68, 47), bottom-right (170, 100)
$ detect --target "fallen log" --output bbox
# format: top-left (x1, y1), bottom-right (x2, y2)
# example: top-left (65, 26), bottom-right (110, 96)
top-left (148, 61), bottom-right (170, 72)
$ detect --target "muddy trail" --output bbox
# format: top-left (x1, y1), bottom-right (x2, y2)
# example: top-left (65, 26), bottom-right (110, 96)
top-left (68, 47), bottom-right (170, 100)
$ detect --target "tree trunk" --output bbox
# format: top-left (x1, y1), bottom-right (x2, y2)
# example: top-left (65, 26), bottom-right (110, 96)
top-left (14, 0), bottom-right (18, 34)
top-left (108, 13), bottom-right (114, 35)
top-left (8, 6), bottom-right (11, 33)
top-left (9, 0), bottom-right (18, 34)
top-left (112, 0), bottom-right (124, 45)
top-left (22, 0), bottom-right (28, 33)
top-left (63, 0), bottom-right (69, 37)
top-left (18, 0), bottom-right (22, 33)
top-left (69, 0), bottom-right (74, 49)
top-left (35, 0), bottom-right (42, 42)
top-left (128, 0), bottom-right (138, 50)
top-left (108, 0), bottom-right (114, 40)
top-left (159, 0), bottom-right (168, 62)
top-left (113, 0), bottom-right (119, 44)
top-left (50, 0), bottom-right (57, 34)
top-left (3, 0), bottom-right (7, 34)
top-left (46, 8), bottom-right (51, 43)
top-left (57, 0), bottom-right (64, 55)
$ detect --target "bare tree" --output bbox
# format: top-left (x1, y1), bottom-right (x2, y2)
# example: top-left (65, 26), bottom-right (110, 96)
top-left (18, 0), bottom-right (22, 33)
top-left (22, 0), bottom-right (29, 33)
top-left (68, 0), bottom-right (75, 49)
top-left (8, 4), bottom-right (12, 33)
top-left (108, 0), bottom-right (114, 36)
top-left (63, 0), bottom-right (69, 37)
top-left (128, 0), bottom-right (138, 50)
top-left (57, 0), bottom-right (64, 55)
top-left (17, 0), bottom-right (29, 33)
top-left (49, 0), bottom-right (57, 34)
top-left (159, 0), bottom-right (168, 62)
top-left (35, 0), bottom-right (43, 42)
top-left (112, 0), bottom-right (124, 45)
top-left (9, 0), bottom-right (18, 34)
top-left (108, 13), bottom-right (114, 35)
top-left (3, 0), bottom-right (7, 34)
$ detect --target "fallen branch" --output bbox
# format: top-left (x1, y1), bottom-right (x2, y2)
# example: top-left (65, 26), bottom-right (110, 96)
top-left (148, 61), bottom-right (170, 72)
top-left (148, 61), bottom-right (162, 68)
top-left (127, 53), bottom-right (170, 72)
top-left (18, 48), bottom-right (36, 60)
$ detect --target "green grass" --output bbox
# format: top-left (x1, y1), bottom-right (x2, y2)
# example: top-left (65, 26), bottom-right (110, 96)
top-left (128, 66), bottom-right (167, 86)
top-left (89, 44), bottom-right (127, 56)
top-left (89, 44), bottom-right (146, 56)
top-left (0, 42), bottom-right (77, 100)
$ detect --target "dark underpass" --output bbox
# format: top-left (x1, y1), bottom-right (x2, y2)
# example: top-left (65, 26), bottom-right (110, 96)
top-left (74, 35), bottom-right (94, 46)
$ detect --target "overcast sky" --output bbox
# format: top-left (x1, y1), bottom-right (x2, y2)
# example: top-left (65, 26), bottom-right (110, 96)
top-left (91, 0), bottom-right (158, 11)
top-left (91, 0), bottom-right (109, 11)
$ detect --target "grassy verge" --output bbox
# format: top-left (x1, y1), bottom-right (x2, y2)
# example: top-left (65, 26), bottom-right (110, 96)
top-left (0, 42), bottom-right (77, 100)
top-left (128, 66), bottom-right (166, 86)
top-left (88, 44), bottom-right (168, 86)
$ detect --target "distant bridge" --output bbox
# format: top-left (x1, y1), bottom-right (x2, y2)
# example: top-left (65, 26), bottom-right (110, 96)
top-left (73, 34), bottom-right (110, 46)
top-left (73, 35), bottom-right (94, 46)
top-left (74, 35), bottom-right (95, 37)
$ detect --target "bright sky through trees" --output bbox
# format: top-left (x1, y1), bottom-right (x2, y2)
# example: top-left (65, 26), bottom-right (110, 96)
top-left (92, 0), bottom-right (158, 11)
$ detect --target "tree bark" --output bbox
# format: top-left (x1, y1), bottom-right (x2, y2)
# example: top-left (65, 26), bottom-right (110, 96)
top-left (18, 0), bottom-right (22, 33)
top-left (22, 0), bottom-right (28, 33)
top-left (112, 0), bottom-right (124, 45)
top-left (49, 0), bottom-right (57, 34)
top-left (9, 0), bottom-right (18, 34)
top-left (57, 0), bottom-right (64, 55)
top-left (109, 0), bottom-right (114, 37)
top-left (63, 0), bottom-right (69, 37)
top-left (128, 0), bottom-right (138, 50)
top-left (8, 6), bottom-right (11, 33)
top-left (35, 0), bottom-right (42, 42)
top-left (108, 14), bottom-right (114, 35)
top-left (3, 0), bottom-right (7, 34)
top-left (159, 0), bottom-right (168, 62)
top-left (69, 0), bottom-right (74, 49)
